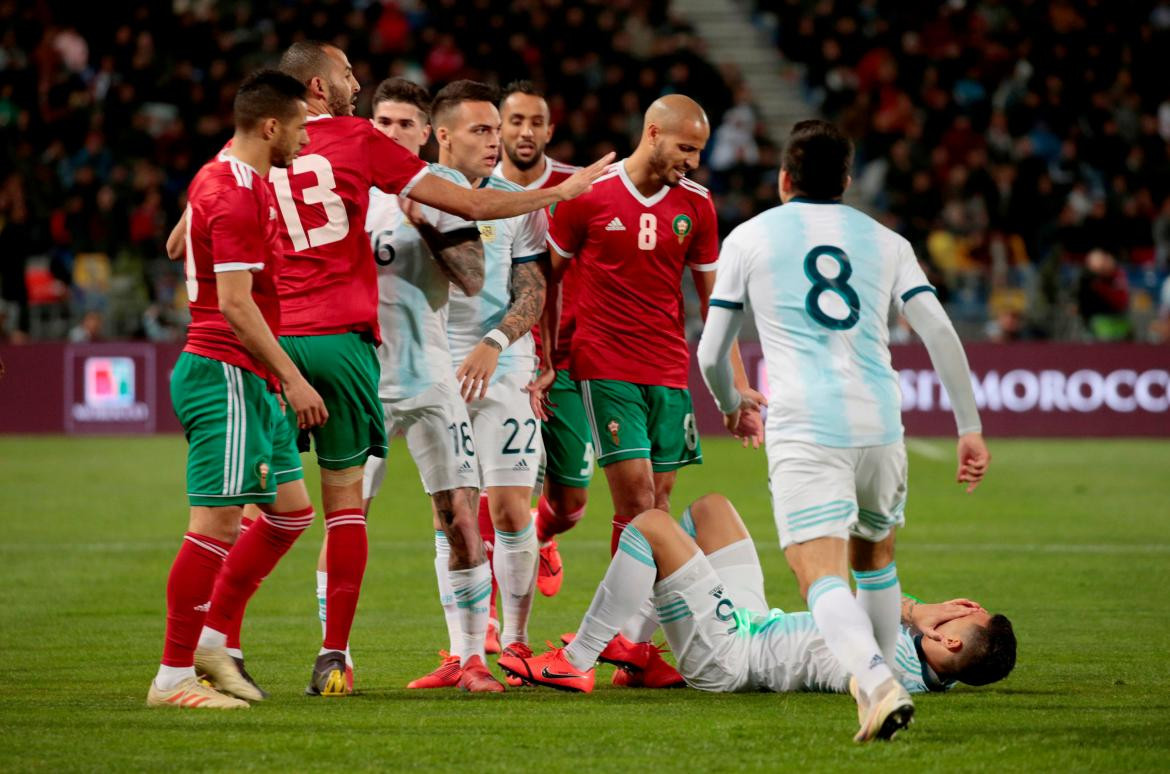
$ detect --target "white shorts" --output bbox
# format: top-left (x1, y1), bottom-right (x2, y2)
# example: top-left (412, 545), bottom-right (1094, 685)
top-left (766, 438), bottom-right (907, 549)
top-left (363, 376), bottom-right (480, 499)
top-left (466, 369), bottom-right (542, 490)
top-left (651, 546), bottom-right (766, 693)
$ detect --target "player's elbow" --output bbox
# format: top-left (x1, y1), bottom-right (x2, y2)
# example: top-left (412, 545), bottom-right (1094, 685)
top-left (165, 239), bottom-right (184, 262)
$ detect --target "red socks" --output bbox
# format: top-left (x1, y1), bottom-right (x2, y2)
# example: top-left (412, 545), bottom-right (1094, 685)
top-left (477, 494), bottom-right (499, 622)
top-left (323, 509), bottom-right (368, 652)
top-left (161, 533), bottom-right (232, 667)
top-left (610, 514), bottom-right (634, 557)
top-left (536, 495), bottom-right (586, 543)
top-left (204, 507), bottom-right (315, 645)
top-left (223, 516), bottom-right (253, 650)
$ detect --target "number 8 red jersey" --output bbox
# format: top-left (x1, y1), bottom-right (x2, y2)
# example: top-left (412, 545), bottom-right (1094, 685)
top-left (268, 115), bottom-right (429, 344)
top-left (546, 161), bottom-right (719, 389)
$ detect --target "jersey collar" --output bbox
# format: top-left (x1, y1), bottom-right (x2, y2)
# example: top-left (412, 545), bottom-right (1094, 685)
top-left (789, 196), bottom-right (843, 205)
top-left (492, 155), bottom-right (554, 190)
top-left (914, 635), bottom-right (957, 693)
top-left (618, 158), bottom-right (670, 208)
top-left (216, 150), bottom-right (259, 176)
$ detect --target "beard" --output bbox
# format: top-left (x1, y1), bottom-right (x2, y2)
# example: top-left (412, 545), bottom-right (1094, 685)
top-left (649, 146), bottom-right (679, 186)
top-left (326, 82), bottom-right (355, 117)
top-left (505, 143), bottom-right (542, 171)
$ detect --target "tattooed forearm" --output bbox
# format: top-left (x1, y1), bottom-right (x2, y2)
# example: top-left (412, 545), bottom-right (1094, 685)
top-left (419, 224), bottom-right (485, 296)
top-left (498, 257), bottom-right (548, 344)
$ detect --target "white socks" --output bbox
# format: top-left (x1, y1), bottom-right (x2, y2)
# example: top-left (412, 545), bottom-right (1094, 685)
top-left (316, 570), bottom-right (328, 637)
top-left (154, 664), bottom-right (195, 691)
top-left (433, 531), bottom-right (462, 657)
top-left (566, 524), bottom-right (657, 671)
top-left (493, 522), bottom-right (538, 647)
top-left (196, 627), bottom-right (227, 650)
top-left (450, 561), bottom-right (491, 666)
top-left (852, 562), bottom-right (902, 671)
top-left (807, 575), bottom-right (893, 698)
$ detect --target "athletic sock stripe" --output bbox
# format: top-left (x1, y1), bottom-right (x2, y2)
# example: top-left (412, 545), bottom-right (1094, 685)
top-left (807, 575), bottom-right (849, 610)
top-left (618, 542), bottom-right (656, 567)
top-left (679, 508), bottom-right (696, 538)
top-left (184, 535), bottom-right (229, 559)
top-left (454, 580), bottom-right (493, 599)
top-left (856, 576), bottom-right (900, 591)
top-left (325, 518), bottom-right (366, 529)
top-left (262, 513), bottom-right (315, 531)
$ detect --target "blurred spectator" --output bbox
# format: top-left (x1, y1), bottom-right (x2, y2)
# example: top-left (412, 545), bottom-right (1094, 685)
top-left (1077, 249), bottom-right (1131, 341)
top-left (68, 309), bottom-right (104, 343)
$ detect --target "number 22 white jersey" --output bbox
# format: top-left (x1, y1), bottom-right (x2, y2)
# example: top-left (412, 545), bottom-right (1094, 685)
top-left (709, 199), bottom-right (935, 448)
top-left (365, 163), bottom-right (474, 400)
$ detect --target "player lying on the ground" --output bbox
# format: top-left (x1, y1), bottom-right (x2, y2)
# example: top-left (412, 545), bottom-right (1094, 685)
top-left (499, 494), bottom-right (1016, 741)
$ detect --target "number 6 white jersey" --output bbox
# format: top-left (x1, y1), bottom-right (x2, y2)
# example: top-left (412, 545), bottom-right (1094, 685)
top-left (709, 198), bottom-right (935, 447)
top-left (365, 164), bottom-right (474, 400)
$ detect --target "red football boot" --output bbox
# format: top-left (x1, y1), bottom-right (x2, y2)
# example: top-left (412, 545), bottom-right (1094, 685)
top-left (458, 655), bottom-right (505, 693)
top-left (536, 538), bottom-right (564, 597)
top-left (499, 644), bottom-right (594, 693)
top-left (500, 642), bottom-right (533, 687)
top-left (406, 651), bottom-right (462, 689)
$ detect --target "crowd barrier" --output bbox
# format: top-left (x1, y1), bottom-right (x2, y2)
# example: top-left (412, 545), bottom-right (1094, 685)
top-left (1, 342), bottom-right (1166, 437)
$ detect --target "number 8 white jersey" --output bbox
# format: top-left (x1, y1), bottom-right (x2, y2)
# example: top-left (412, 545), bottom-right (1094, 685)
top-left (709, 199), bottom-right (935, 447)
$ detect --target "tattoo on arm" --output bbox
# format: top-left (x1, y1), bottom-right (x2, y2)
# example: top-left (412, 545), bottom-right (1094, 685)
top-left (498, 258), bottom-right (548, 344)
top-left (418, 224), bottom-right (485, 296)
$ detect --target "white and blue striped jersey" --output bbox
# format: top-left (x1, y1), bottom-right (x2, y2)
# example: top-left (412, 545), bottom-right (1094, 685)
top-left (447, 175), bottom-right (548, 383)
top-left (741, 610), bottom-right (950, 695)
top-left (709, 199), bottom-right (935, 447)
top-left (365, 164), bottom-right (474, 400)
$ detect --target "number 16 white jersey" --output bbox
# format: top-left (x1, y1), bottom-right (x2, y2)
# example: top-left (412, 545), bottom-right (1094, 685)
top-left (709, 199), bottom-right (935, 448)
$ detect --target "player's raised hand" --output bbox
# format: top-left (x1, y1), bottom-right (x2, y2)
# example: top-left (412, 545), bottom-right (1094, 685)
top-left (956, 432), bottom-right (990, 493)
top-left (283, 375), bottom-right (328, 429)
top-left (400, 196), bottom-right (425, 227)
top-left (555, 152), bottom-right (616, 201)
top-left (526, 366), bottom-right (558, 421)
top-left (910, 599), bottom-right (986, 642)
top-left (456, 340), bottom-right (501, 402)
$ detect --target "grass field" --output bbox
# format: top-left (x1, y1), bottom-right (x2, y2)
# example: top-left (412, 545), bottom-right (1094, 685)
top-left (2, 435), bottom-right (1169, 772)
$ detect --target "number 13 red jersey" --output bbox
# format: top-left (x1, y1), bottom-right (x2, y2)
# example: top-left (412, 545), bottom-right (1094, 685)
top-left (546, 161), bottom-right (719, 389)
top-left (268, 115), bottom-right (429, 344)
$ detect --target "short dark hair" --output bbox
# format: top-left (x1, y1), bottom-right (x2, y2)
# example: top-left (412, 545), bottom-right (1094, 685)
top-left (954, 614), bottom-right (1017, 687)
top-left (279, 40), bottom-right (334, 85)
top-left (234, 69), bottom-right (307, 131)
top-left (782, 119), bottom-right (853, 200)
top-left (431, 80), bottom-right (500, 127)
top-left (500, 80), bottom-right (543, 104)
top-left (373, 78), bottom-right (431, 121)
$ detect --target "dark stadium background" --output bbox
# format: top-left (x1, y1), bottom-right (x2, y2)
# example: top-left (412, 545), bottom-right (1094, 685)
top-left (0, 0), bottom-right (1167, 437)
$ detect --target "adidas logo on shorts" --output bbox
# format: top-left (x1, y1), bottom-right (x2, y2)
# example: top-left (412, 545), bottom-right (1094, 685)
top-left (459, 461), bottom-right (473, 472)
top-left (512, 459), bottom-right (530, 472)
top-left (605, 217), bottom-right (626, 231)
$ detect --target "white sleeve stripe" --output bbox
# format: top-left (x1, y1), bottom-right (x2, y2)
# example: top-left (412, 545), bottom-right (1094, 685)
top-left (688, 260), bottom-right (719, 272)
top-left (214, 262), bottom-right (265, 273)
top-left (398, 166), bottom-right (430, 198)
top-left (547, 234), bottom-right (574, 258)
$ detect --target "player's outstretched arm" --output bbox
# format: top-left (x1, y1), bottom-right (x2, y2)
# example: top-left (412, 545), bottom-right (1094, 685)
top-left (400, 199), bottom-right (485, 296)
top-left (166, 211), bottom-right (187, 261)
top-left (407, 152), bottom-right (615, 221)
top-left (217, 270), bottom-right (328, 430)
top-left (901, 292), bottom-right (988, 491)
top-left (455, 256), bottom-right (548, 402)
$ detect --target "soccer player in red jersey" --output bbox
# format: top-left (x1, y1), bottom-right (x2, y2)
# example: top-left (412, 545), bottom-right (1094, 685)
top-left (542, 94), bottom-right (764, 687)
top-left (148, 71), bottom-right (324, 710)
top-left (168, 42), bottom-right (613, 696)
top-left (492, 82), bottom-right (586, 602)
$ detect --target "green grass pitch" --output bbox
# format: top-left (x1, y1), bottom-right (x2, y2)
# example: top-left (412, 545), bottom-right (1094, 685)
top-left (1, 435), bottom-right (1169, 771)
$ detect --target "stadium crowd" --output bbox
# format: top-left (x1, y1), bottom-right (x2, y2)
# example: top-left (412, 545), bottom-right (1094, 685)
top-left (0, 0), bottom-right (743, 342)
top-left (1, 0), bottom-right (1167, 343)
top-left (761, 0), bottom-right (1170, 342)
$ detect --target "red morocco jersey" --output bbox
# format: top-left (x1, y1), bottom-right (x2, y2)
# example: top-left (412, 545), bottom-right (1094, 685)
top-left (494, 155), bottom-right (580, 370)
top-left (182, 151), bottom-right (283, 380)
top-left (268, 114), bottom-right (429, 343)
top-left (547, 160), bottom-right (718, 388)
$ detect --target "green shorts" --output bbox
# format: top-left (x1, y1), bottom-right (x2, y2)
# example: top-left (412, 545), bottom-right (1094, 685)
top-left (579, 378), bottom-right (702, 472)
top-left (542, 369), bottom-right (595, 487)
top-left (280, 332), bottom-right (387, 470)
top-left (171, 352), bottom-right (303, 507)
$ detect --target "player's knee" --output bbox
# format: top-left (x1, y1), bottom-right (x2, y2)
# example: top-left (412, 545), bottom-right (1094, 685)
top-left (689, 493), bottom-right (745, 529)
top-left (549, 483), bottom-right (588, 515)
top-left (629, 508), bottom-right (674, 541)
